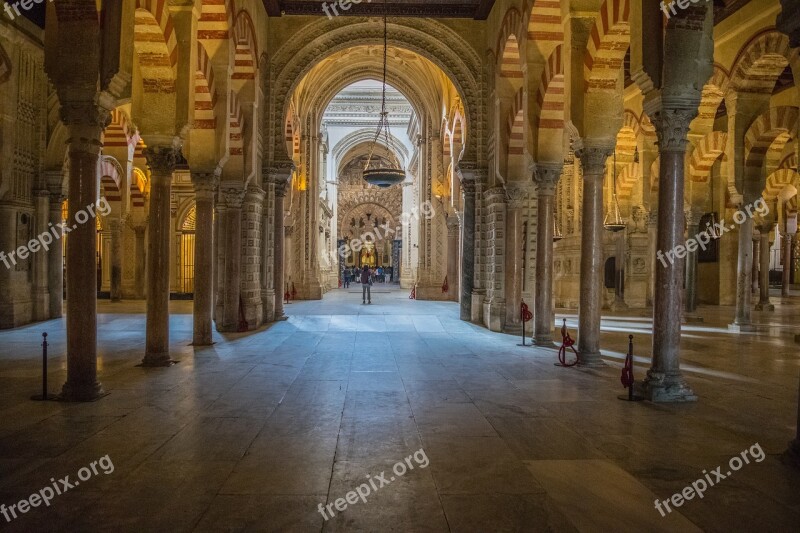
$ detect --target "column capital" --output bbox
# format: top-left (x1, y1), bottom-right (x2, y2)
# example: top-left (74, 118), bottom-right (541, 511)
top-left (219, 181), bottom-right (246, 210)
top-left (533, 161), bottom-right (562, 196)
top-left (446, 215), bottom-right (460, 236)
top-left (650, 107), bottom-right (697, 153)
top-left (455, 161), bottom-right (487, 186)
top-left (504, 182), bottom-right (532, 209)
top-left (60, 101), bottom-right (111, 155)
top-left (143, 145), bottom-right (179, 176)
top-left (191, 171), bottom-right (218, 199)
top-left (577, 143), bottom-right (614, 176)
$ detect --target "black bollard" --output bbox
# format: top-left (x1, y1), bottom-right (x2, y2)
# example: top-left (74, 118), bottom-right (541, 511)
top-left (31, 332), bottom-right (51, 401)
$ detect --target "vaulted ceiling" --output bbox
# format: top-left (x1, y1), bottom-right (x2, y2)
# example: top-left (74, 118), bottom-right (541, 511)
top-left (263, 0), bottom-right (496, 19)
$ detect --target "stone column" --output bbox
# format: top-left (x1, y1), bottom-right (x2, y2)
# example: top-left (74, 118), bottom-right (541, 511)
top-left (504, 182), bottom-right (529, 333)
top-left (32, 190), bottom-right (51, 320)
top-left (755, 226), bottom-right (774, 311)
top-left (642, 107), bottom-right (697, 402)
top-left (109, 218), bottom-right (122, 302)
top-left (533, 163), bottom-right (561, 346)
top-left (782, 231), bottom-right (794, 297)
top-left (272, 171), bottom-right (291, 321)
top-left (48, 192), bottom-right (65, 318)
top-left (612, 230), bottom-right (627, 310)
top-left (459, 177), bottom-right (477, 321)
top-left (446, 215), bottom-right (460, 301)
top-left (731, 205), bottom-right (755, 330)
top-left (133, 225), bottom-right (146, 299)
top-left (577, 144), bottom-right (612, 366)
top-left (191, 172), bottom-right (217, 345)
top-left (219, 182), bottom-right (245, 331)
top-left (59, 102), bottom-right (107, 401)
top-left (684, 212), bottom-right (700, 313)
top-left (142, 145), bottom-right (178, 367)
top-left (647, 209), bottom-right (659, 306)
top-left (751, 232), bottom-right (760, 294)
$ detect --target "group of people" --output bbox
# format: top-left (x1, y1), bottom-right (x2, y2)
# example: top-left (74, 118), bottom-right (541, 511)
top-left (341, 265), bottom-right (394, 305)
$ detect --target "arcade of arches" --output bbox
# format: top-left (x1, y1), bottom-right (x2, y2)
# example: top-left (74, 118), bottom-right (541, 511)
top-left (1, 0), bottom-right (800, 530)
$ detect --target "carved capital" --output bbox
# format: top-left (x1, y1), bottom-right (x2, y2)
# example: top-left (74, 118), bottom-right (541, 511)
top-left (505, 182), bottom-right (532, 209)
top-left (446, 215), bottom-right (460, 237)
top-left (219, 182), bottom-right (246, 210)
top-left (651, 107), bottom-right (697, 153)
top-left (577, 144), bottom-right (613, 176)
top-left (191, 172), bottom-right (218, 201)
top-left (143, 146), bottom-right (179, 176)
top-left (534, 161), bottom-right (562, 197)
top-left (60, 101), bottom-right (111, 156)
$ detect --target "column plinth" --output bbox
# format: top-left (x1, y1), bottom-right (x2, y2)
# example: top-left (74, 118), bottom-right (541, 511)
top-left (577, 145), bottom-right (612, 367)
top-left (142, 145), bottom-right (178, 367)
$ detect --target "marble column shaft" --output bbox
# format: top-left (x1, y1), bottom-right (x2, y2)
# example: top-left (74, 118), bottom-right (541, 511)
top-left (577, 145), bottom-right (612, 366)
top-left (756, 227), bottom-right (773, 311)
top-left (220, 183), bottom-right (245, 331)
top-left (48, 193), bottom-right (64, 318)
top-left (109, 218), bottom-right (122, 302)
top-left (133, 226), bottom-right (146, 299)
top-left (273, 176), bottom-right (290, 320)
top-left (504, 183), bottom-right (529, 333)
top-left (192, 172), bottom-right (217, 345)
top-left (685, 218), bottom-right (700, 313)
top-left (459, 179), bottom-right (477, 321)
top-left (446, 215), bottom-right (460, 302)
top-left (32, 191), bottom-right (51, 320)
top-left (782, 232), bottom-right (793, 297)
top-left (734, 214), bottom-right (755, 326)
top-left (533, 163), bottom-right (561, 345)
top-left (644, 107), bottom-right (697, 402)
top-left (751, 234), bottom-right (760, 294)
top-left (143, 145), bottom-right (177, 366)
top-left (60, 103), bottom-right (107, 401)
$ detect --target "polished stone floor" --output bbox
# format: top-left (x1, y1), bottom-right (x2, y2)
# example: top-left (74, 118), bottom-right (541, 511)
top-left (0, 287), bottom-right (798, 532)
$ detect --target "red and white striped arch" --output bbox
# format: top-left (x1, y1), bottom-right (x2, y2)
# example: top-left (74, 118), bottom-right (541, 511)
top-left (693, 64), bottom-right (730, 134)
top-left (689, 131), bottom-right (728, 183)
top-left (134, 0), bottom-right (178, 94)
top-left (527, 0), bottom-right (563, 50)
top-left (731, 30), bottom-right (798, 94)
top-left (496, 7), bottom-right (524, 79)
top-left (198, 0), bottom-right (235, 41)
top-left (744, 106), bottom-right (799, 171)
top-left (232, 10), bottom-right (257, 81)
top-left (535, 45), bottom-right (564, 161)
top-left (131, 168), bottom-right (147, 209)
top-left (104, 109), bottom-right (135, 149)
top-left (229, 90), bottom-right (244, 157)
top-left (100, 157), bottom-right (123, 204)
top-left (507, 88), bottom-right (525, 157)
top-left (616, 162), bottom-right (640, 200)
top-left (780, 153), bottom-right (798, 171)
top-left (195, 43), bottom-right (218, 130)
top-left (763, 168), bottom-right (800, 201)
top-left (584, 0), bottom-right (630, 92)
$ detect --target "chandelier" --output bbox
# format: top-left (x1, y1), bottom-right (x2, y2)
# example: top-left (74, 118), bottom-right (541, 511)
top-left (604, 149), bottom-right (626, 233)
top-left (362, 0), bottom-right (405, 188)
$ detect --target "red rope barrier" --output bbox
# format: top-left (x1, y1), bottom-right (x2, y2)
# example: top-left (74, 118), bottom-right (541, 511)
top-left (556, 318), bottom-right (578, 367)
top-left (442, 276), bottom-right (449, 294)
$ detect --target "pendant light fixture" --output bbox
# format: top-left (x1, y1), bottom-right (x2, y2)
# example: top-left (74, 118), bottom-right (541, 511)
top-left (362, 0), bottom-right (405, 188)
top-left (604, 150), bottom-right (626, 232)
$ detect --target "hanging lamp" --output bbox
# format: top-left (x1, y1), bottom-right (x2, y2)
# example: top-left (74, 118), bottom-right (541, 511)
top-left (604, 150), bottom-right (626, 232)
top-left (362, 0), bottom-right (405, 188)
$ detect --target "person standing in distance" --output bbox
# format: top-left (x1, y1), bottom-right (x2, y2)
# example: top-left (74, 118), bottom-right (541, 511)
top-left (360, 265), bottom-right (372, 304)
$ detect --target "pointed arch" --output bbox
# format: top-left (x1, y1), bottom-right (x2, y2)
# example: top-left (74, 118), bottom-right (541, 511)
top-left (744, 106), bottom-right (799, 170)
top-left (195, 43), bottom-right (218, 130)
top-left (731, 30), bottom-right (799, 94)
top-left (689, 131), bottom-right (728, 183)
top-left (584, 0), bottom-right (630, 91)
top-left (763, 168), bottom-right (800, 201)
top-left (232, 10), bottom-right (258, 81)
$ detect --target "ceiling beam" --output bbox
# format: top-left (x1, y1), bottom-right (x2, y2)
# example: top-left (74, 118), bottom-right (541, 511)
top-left (264, 1), bottom-right (496, 19)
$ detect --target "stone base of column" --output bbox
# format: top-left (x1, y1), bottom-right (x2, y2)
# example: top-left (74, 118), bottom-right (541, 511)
top-left (470, 291), bottom-right (485, 324)
top-left (610, 299), bottom-right (628, 312)
top-left (728, 322), bottom-right (759, 333)
top-left (682, 314), bottom-right (704, 324)
top-left (638, 370), bottom-right (697, 403)
top-left (60, 380), bottom-right (106, 402)
top-left (484, 298), bottom-right (505, 332)
top-left (783, 439), bottom-right (800, 468)
top-left (577, 351), bottom-right (605, 368)
top-left (504, 323), bottom-right (523, 335)
top-left (532, 335), bottom-right (557, 349)
top-left (262, 289), bottom-right (276, 323)
top-left (415, 285), bottom-right (451, 301)
top-left (755, 302), bottom-right (775, 311)
top-left (33, 289), bottom-right (50, 322)
top-left (141, 353), bottom-right (177, 367)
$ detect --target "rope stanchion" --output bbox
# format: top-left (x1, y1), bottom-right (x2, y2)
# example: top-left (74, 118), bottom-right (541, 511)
top-left (442, 276), bottom-right (449, 294)
top-left (518, 301), bottom-right (533, 346)
top-left (618, 334), bottom-right (644, 401)
top-left (409, 284), bottom-right (416, 300)
top-left (31, 332), bottom-right (52, 401)
top-left (556, 318), bottom-right (578, 367)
